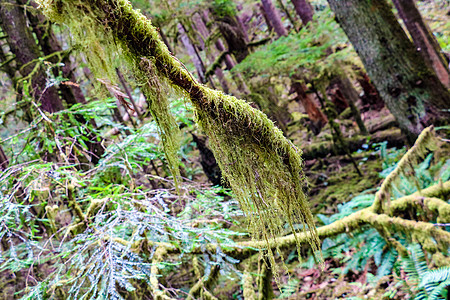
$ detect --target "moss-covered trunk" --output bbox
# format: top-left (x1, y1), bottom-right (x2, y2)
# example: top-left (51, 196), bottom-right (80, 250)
top-left (328, 0), bottom-right (450, 144)
top-left (212, 11), bottom-right (249, 63)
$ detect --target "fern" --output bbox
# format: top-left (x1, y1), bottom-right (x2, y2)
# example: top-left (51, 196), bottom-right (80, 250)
top-left (401, 245), bottom-right (450, 300)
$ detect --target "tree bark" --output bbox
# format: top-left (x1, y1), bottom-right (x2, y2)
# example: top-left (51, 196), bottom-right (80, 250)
top-left (177, 23), bottom-right (207, 84)
top-left (334, 76), bottom-right (368, 135)
top-left (392, 0), bottom-right (449, 88)
top-left (291, 78), bottom-right (327, 134)
top-left (191, 133), bottom-right (223, 186)
top-left (0, 0), bottom-right (63, 113)
top-left (215, 38), bottom-right (250, 94)
top-left (24, 1), bottom-right (88, 107)
top-left (192, 13), bottom-right (230, 94)
top-left (357, 71), bottom-right (385, 111)
top-left (290, 0), bottom-right (314, 25)
top-left (258, 3), bottom-right (274, 33)
top-left (211, 10), bottom-right (249, 64)
top-left (0, 145), bottom-right (9, 171)
top-left (328, 0), bottom-right (450, 144)
top-left (260, 0), bottom-right (288, 37)
top-left (276, 0), bottom-right (299, 31)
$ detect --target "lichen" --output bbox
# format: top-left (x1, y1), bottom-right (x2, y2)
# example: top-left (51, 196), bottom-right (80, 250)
top-left (37, 0), bottom-right (321, 267)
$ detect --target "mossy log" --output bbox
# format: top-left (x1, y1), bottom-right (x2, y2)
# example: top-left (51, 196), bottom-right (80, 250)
top-left (302, 128), bottom-right (405, 160)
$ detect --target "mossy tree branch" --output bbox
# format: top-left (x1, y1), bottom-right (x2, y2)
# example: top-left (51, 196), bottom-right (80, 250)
top-left (105, 180), bottom-right (450, 262)
top-left (38, 0), bottom-right (321, 265)
top-left (372, 126), bottom-right (437, 213)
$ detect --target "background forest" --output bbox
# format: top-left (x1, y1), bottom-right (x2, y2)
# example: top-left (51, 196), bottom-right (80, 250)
top-left (0, 0), bottom-right (449, 299)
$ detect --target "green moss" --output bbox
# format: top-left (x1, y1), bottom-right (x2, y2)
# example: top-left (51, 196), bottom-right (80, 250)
top-left (39, 0), bottom-right (181, 186)
top-left (38, 0), bottom-right (321, 267)
top-left (309, 154), bottom-right (382, 213)
top-left (372, 126), bottom-right (438, 213)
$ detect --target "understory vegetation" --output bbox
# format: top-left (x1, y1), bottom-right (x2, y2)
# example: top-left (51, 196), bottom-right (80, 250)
top-left (0, 0), bottom-right (449, 299)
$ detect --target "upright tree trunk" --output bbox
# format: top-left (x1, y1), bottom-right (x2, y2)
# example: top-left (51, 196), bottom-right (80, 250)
top-left (191, 133), bottom-right (223, 186)
top-left (215, 39), bottom-right (250, 94)
top-left (24, 1), bottom-right (88, 107)
top-left (334, 76), bottom-right (368, 135)
top-left (290, 0), bottom-right (314, 25)
top-left (391, 0), bottom-right (449, 88)
top-left (193, 13), bottom-right (230, 94)
top-left (258, 3), bottom-right (274, 33)
top-left (328, 0), bottom-right (450, 144)
top-left (177, 23), bottom-right (208, 84)
top-left (0, 145), bottom-right (8, 171)
top-left (357, 71), bottom-right (385, 111)
top-left (276, 0), bottom-right (299, 31)
top-left (260, 0), bottom-right (288, 37)
top-left (211, 10), bottom-right (249, 64)
top-left (0, 0), bottom-right (63, 113)
top-left (291, 78), bottom-right (327, 134)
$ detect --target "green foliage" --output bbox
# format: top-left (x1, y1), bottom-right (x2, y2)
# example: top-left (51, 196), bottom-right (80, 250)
top-left (37, 0), bottom-right (323, 277)
top-left (402, 244), bottom-right (450, 300)
top-left (0, 95), bottom-right (246, 298)
top-left (211, 0), bottom-right (237, 18)
top-left (234, 8), bottom-right (360, 87)
top-left (312, 144), bottom-right (449, 291)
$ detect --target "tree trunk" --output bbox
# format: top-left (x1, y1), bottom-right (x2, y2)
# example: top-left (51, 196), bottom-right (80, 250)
top-left (215, 38), bottom-right (250, 94)
top-left (258, 3), bottom-right (274, 33)
top-left (391, 0), bottom-right (449, 88)
top-left (0, 145), bottom-right (8, 171)
top-left (290, 0), bottom-right (314, 25)
top-left (276, 0), bottom-right (299, 31)
top-left (24, 1), bottom-right (88, 107)
top-left (328, 0), bottom-right (450, 144)
top-left (193, 13), bottom-right (230, 94)
top-left (191, 133), bottom-right (223, 186)
top-left (0, 0), bottom-right (64, 113)
top-left (291, 78), bottom-right (327, 134)
top-left (177, 23), bottom-right (207, 84)
top-left (210, 7), bottom-right (249, 64)
top-left (334, 76), bottom-right (368, 135)
top-left (357, 71), bottom-right (385, 111)
top-left (260, 0), bottom-right (288, 37)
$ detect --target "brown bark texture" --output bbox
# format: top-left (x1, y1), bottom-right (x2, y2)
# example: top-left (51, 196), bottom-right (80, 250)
top-left (0, 0), bottom-right (63, 113)
top-left (290, 0), bottom-right (314, 25)
top-left (291, 78), bottom-right (327, 134)
top-left (328, 0), bottom-right (450, 144)
top-left (0, 145), bottom-right (9, 171)
top-left (260, 0), bottom-right (288, 37)
top-left (392, 0), bottom-right (449, 88)
top-left (334, 76), bottom-right (368, 135)
top-left (177, 23), bottom-right (207, 84)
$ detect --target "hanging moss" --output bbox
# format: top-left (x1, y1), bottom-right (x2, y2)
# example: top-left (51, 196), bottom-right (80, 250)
top-left (372, 126), bottom-right (438, 213)
top-left (37, 0), bottom-right (321, 265)
top-left (38, 0), bottom-right (181, 185)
